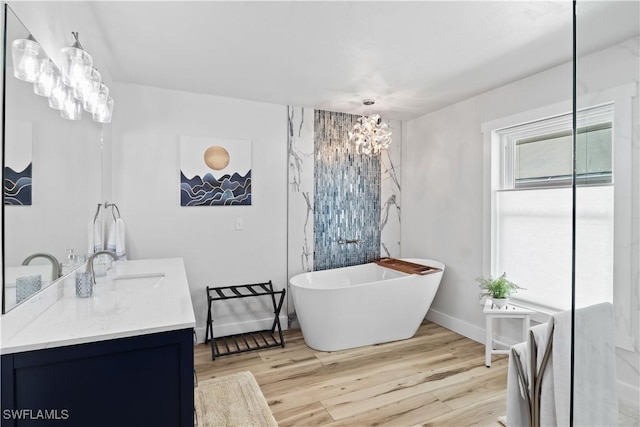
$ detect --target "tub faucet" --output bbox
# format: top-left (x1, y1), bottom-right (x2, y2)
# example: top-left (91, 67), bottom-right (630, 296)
top-left (22, 253), bottom-right (62, 281)
top-left (87, 250), bottom-right (119, 284)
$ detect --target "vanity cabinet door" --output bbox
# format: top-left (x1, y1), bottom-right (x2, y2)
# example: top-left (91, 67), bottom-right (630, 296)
top-left (1, 328), bottom-right (194, 427)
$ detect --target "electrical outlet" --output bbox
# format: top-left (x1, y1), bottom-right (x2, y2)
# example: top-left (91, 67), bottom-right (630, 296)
top-left (235, 217), bottom-right (243, 231)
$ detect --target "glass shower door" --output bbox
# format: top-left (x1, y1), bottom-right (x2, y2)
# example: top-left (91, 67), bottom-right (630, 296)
top-left (573, 1), bottom-right (640, 425)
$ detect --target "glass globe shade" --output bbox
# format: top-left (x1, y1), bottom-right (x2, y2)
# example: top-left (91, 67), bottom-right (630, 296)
top-left (12, 38), bottom-right (43, 83)
top-left (93, 96), bottom-right (114, 124)
top-left (34, 60), bottom-right (60, 97)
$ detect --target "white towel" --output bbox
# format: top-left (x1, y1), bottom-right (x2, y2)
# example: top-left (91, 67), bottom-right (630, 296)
top-left (506, 341), bottom-right (529, 427)
top-left (533, 321), bottom-right (557, 427)
top-left (106, 217), bottom-right (127, 260)
top-left (88, 219), bottom-right (103, 255)
top-left (506, 323), bottom-right (550, 427)
top-left (506, 302), bottom-right (617, 427)
top-left (554, 302), bottom-right (617, 426)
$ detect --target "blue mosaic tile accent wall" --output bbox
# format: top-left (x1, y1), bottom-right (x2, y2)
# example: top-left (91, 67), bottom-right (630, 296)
top-left (314, 110), bottom-right (381, 271)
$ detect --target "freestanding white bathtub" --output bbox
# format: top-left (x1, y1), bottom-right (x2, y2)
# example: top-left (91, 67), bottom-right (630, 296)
top-left (289, 258), bottom-right (445, 352)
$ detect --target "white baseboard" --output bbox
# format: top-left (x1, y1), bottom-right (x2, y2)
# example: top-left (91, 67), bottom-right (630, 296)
top-left (194, 315), bottom-right (288, 344)
top-left (426, 308), bottom-right (486, 344)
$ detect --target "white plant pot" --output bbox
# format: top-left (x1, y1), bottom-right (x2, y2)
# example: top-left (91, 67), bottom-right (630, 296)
top-left (492, 298), bottom-right (508, 309)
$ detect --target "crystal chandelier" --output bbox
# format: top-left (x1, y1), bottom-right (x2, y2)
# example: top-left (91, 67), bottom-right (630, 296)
top-left (348, 99), bottom-right (392, 155)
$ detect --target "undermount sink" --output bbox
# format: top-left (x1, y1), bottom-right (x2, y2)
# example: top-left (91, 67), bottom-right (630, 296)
top-left (113, 273), bottom-right (165, 290)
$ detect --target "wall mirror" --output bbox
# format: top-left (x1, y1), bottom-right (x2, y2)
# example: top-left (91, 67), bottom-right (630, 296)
top-left (2, 4), bottom-right (103, 313)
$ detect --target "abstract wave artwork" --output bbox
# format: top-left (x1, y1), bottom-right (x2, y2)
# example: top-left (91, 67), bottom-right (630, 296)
top-left (4, 163), bottom-right (32, 206)
top-left (5, 120), bottom-right (33, 206)
top-left (180, 136), bottom-right (252, 206)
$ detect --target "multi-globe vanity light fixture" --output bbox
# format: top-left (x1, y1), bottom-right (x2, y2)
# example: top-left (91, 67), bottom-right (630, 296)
top-left (11, 32), bottom-right (113, 123)
top-left (348, 99), bottom-right (391, 155)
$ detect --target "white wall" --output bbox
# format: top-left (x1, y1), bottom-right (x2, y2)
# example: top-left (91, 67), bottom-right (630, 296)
top-left (111, 83), bottom-right (288, 341)
top-left (403, 38), bottom-right (639, 402)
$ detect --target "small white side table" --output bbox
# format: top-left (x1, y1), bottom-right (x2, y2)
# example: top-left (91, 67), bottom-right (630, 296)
top-left (483, 299), bottom-right (533, 367)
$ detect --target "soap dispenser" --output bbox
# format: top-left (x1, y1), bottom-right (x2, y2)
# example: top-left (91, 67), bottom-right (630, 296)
top-left (67, 249), bottom-right (77, 264)
top-left (61, 249), bottom-right (83, 275)
top-left (60, 249), bottom-right (74, 276)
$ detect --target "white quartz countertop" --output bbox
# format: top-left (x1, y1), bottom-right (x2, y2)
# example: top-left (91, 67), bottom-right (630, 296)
top-left (1, 258), bottom-right (196, 355)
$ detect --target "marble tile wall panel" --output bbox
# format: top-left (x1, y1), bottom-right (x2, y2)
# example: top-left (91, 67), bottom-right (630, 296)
top-left (287, 106), bottom-right (314, 276)
top-left (380, 120), bottom-right (402, 258)
top-left (313, 110), bottom-right (381, 271)
top-left (287, 106), bottom-right (314, 321)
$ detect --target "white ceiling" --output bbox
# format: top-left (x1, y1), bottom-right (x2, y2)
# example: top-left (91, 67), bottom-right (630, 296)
top-left (14, 1), bottom-right (640, 120)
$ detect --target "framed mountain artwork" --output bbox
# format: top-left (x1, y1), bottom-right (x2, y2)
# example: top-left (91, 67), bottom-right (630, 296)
top-left (180, 136), bottom-right (252, 206)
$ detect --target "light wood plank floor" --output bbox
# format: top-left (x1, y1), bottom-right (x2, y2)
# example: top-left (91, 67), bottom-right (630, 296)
top-left (195, 321), bottom-right (509, 426)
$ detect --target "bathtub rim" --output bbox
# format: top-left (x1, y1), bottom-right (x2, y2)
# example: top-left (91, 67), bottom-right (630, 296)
top-left (289, 258), bottom-right (445, 290)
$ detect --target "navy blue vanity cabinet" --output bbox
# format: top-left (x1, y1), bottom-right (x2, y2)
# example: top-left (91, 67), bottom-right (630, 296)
top-left (1, 328), bottom-right (194, 427)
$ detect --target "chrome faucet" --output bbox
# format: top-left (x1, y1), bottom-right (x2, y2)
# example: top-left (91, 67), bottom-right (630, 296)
top-left (22, 253), bottom-right (61, 281)
top-left (87, 250), bottom-right (119, 284)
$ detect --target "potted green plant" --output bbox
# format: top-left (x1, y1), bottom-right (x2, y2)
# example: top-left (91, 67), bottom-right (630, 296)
top-left (476, 273), bottom-right (524, 309)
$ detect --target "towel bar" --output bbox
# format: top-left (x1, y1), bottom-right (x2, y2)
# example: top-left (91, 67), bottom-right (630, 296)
top-left (512, 326), bottom-right (554, 427)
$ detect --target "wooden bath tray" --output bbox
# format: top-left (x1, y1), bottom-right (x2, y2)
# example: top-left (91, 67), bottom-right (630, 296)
top-left (372, 257), bottom-right (442, 275)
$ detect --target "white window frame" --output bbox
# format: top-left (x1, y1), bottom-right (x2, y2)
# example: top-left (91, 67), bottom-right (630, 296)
top-left (481, 83), bottom-right (637, 351)
top-left (499, 105), bottom-right (613, 191)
